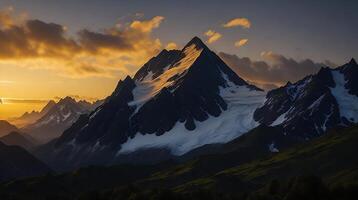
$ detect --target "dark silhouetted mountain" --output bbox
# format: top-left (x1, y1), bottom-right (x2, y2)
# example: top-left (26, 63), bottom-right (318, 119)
top-left (22, 97), bottom-right (99, 143)
top-left (0, 141), bottom-right (51, 182)
top-left (0, 120), bottom-right (19, 137)
top-left (0, 131), bottom-right (36, 150)
top-left (37, 36), bottom-right (265, 170)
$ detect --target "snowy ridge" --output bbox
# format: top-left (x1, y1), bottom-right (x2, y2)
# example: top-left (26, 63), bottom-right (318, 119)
top-left (330, 70), bottom-right (358, 123)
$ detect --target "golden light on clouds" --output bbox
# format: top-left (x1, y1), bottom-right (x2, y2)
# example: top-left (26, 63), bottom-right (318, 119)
top-left (166, 42), bottom-right (178, 50)
top-left (223, 17), bottom-right (251, 29)
top-left (0, 8), bottom-right (167, 119)
top-left (204, 30), bottom-right (222, 44)
top-left (130, 16), bottom-right (164, 33)
top-left (235, 39), bottom-right (248, 47)
top-left (0, 7), bottom-right (164, 78)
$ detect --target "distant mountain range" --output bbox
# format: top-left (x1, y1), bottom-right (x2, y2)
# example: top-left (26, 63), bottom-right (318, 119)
top-left (21, 97), bottom-right (103, 143)
top-left (8, 100), bottom-right (56, 127)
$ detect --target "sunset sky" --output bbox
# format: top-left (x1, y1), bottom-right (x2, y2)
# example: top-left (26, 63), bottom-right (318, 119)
top-left (0, 0), bottom-right (357, 119)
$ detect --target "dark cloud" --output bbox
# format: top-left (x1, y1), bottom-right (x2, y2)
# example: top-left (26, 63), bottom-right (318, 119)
top-left (78, 29), bottom-right (133, 52)
top-left (219, 52), bottom-right (335, 88)
top-left (26, 20), bottom-right (71, 46)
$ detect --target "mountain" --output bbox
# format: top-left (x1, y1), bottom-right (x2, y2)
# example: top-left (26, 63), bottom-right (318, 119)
top-left (22, 97), bottom-right (99, 143)
top-left (37, 36), bottom-right (266, 169)
top-left (0, 131), bottom-right (36, 150)
top-left (1, 125), bottom-right (357, 199)
top-left (8, 100), bottom-right (56, 127)
top-left (0, 141), bottom-right (52, 182)
top-left (0, 120), bottom-right (19, 137)
top-left (254, 58), bottom-right (358, 144)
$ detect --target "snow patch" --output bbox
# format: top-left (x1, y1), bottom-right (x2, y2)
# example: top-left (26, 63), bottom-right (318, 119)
top-left (271, 111), bottom-right (288, 126)
top-left (128, 44), bottom-right (203, 113)
top-left (330, 70), bottom-right (358, 123)
top-left (268, 142), bottom-right (279, 153)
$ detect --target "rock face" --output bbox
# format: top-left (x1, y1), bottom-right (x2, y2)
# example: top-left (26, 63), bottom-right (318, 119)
top-left (39, 37), bottom-right (265, 169)
top-left (254, 58), bottom-right (358, 140)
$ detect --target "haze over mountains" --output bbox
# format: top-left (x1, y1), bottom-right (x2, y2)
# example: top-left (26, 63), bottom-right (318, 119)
top-left (8, 100), bottom-right (56, 127)
top-left (20, 97), bottom-right (103, 143)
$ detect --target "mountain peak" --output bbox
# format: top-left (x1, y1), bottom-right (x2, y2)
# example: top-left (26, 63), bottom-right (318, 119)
top-left (59, 96), bottom-right (76, 104)
top-left (184, 36), bottom-right (208, 50)
top-left (349, 58), bottom-right (357, 66)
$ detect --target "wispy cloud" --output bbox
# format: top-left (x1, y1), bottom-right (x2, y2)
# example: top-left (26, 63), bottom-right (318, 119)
top-left (1, 98), bottom-right (50, 104)
top-left (234, 39), bottom-right (248, 47)
top-left (223, 18), bottom-right (251, 29)
top-left (204, 30), bottom-right (222, 44)
top-left (0, 80), bottom-right (15, 85)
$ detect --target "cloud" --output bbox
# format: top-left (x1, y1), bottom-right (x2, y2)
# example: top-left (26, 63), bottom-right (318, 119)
top-left (0, 8), bottom-right (164, 78)
top-left (0, 6), bottom-right (14, 28)
top-left (130, 16), bottom-right (164, 33)
top-left (234, 39), bottom-right (248, 47)
top-left (204, 30), bottom-right (222, 44)
top-left (1, 98), bottom-right (49, 104)
top-left (166, 42), bottom-right (178, 50)
top-left (54, 95), bottom-right (99, 102)
top-left (219, 52), bottom-right (333, 89)
top-left (223, 18), bottom-right (251, 29)
top-left (0, 80), bottom-right (14, 85)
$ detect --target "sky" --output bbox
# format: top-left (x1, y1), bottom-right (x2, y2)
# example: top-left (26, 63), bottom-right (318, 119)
top-left (0, 0), bottom-right (357, 119)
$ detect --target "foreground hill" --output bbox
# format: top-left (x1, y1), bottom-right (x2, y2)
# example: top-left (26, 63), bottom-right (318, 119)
top-left (0, 142), bottom-right (52, 182)
top-left (0, 120), bottom-right (19, 137)
top-left (0, 132), bottom-right (36, 151)
top-left (1, 124), bottom-right (357, 199)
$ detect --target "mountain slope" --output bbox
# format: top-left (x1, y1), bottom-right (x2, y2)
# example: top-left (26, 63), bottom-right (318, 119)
top-left (0, 120), bottom-right (19, 137)
top-left (22, 97), bottom-right (98, 143)
top-left (0, 141), bottom-right (52, 182)
top-left (38, 37), bottom-right (265, 169)
top-left (0, 132), bottom-right (36, 150)
top-left (254, 58), bottom-right (358, 141)
top-left (1, 125), bottom-right (357, 199)
top-left (170, 125), bottom-right (358, 193)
